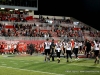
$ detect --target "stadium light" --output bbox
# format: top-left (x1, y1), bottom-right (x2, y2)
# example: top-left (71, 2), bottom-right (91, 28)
top-left (1, 8), bottom-right (5, 9)
top-left (20, 10), bottom-right (23, 12)
top-left (15, 9), bottom-right (18, 10)
top-left (10, 10), bottom-right (13, 11)
top-left (25, 9), bottom-right (29, 11)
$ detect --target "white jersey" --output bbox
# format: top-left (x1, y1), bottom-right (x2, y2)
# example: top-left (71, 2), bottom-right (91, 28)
top-left (62, 42), bottom-right (67, 48)
top-left (8, 44), bottom-right (11, 50)
top-left (66, 43), bottom-right (72, 50)
top-left (5, 44), bottom-right (8, 50)
top-left (44, 41), bottom-right (51, 49)
top-left (14, 44), bottom-right (17, 49)
top-left (56, 43), bottom-right (62, 52)
top-left (75, 42), bottom-right (79, 48)
top-left (94, 41), bottom-right (100, 50)
top-left (79, 42), bottom-right (82, 46)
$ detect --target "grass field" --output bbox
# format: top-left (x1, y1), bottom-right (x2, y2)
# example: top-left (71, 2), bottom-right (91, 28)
top-left (0, 54), bottom-right (100, 75)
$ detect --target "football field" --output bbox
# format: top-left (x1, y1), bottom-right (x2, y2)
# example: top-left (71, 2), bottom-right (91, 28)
top-left (0, 54), bottom-right (100, 75)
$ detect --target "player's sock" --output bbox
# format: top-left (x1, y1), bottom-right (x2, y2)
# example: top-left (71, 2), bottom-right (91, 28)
top-left (94, 59), bottom-right (97, 63)
top-left (58, 59), bottom-right (60, 63)
top-left (67, 59), bottom-right (69, 62)
top-left (97, 60), bottom-right (99, 64)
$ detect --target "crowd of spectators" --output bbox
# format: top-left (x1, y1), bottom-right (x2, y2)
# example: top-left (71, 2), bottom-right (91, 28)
top-left (0, 11), bottom-right (99, 39)
top-left (89, 31), bottom-right (100, 37)
top-left (0, 22), bottom-right (99, 39)
top-left (0, 11), bottom-right (28, 22)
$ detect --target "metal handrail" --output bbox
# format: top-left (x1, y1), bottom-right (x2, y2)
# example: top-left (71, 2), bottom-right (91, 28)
top-left (0, 36), bottom-right (99, 41)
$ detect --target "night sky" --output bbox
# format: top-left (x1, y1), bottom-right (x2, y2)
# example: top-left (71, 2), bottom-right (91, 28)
top-left (34, 0), bottom-right (100, 30)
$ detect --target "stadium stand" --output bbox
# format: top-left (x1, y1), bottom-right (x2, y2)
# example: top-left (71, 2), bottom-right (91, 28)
top-left (0, 7), bottom-right (100, 56)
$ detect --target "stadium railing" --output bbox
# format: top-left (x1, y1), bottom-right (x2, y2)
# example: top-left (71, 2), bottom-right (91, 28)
top-left (0, 36), bottom-right (97, 41)
top-left (0, 21), bottom-right (83, 28)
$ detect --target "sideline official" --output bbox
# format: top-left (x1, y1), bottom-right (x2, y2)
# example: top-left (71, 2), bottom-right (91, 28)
top-left (50, 39), bottom-right (56, 61)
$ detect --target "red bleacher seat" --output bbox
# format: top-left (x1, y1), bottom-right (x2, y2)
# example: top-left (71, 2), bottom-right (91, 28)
top-left (10, 17), bottom-right (16, 21)
top-left (40, 30), bottom-right (49, 32)
top-left (5, 25), bottom-right (14, 29)
top-left (74, 28), bottom-right (80, 30)
top-left (25, 16), bottom-right (33, 21)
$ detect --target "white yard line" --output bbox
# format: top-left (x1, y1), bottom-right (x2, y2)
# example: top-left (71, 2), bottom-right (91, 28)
top-left (34, 62), bottom-right (39, 63)
top-left (10, 61), bottom-right (14, 62)
top-left (1, 64), bottom-right (7, 65)
top-left (13, 63), bottom-right (18, 65)
top-left (0, 66), bottom-right (64, 75)
top-left (24, 63), bottom-right (29, 64)
top-left (20, 61), bottom-right (25, 62)
top-left (1, 62), bottom-right (5, 63)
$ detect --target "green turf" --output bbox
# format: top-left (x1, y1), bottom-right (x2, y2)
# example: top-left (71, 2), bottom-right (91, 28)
top-left (0, 54), bottom-right (100, 75)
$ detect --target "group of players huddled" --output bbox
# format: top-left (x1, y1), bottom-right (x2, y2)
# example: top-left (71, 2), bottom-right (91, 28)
top-left (44, 38), bottom-right (100, 64)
